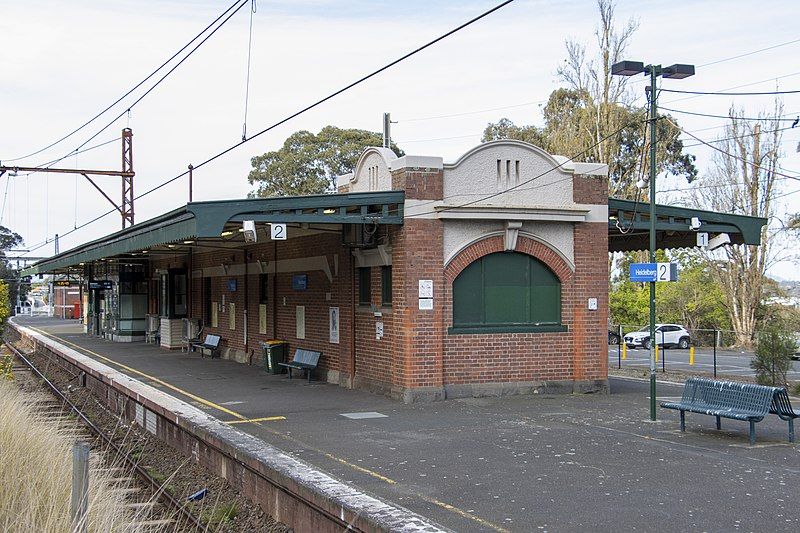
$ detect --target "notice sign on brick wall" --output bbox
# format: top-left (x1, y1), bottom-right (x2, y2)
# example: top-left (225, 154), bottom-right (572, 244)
top-left (418, 279), bottom-right (433, 310)
top-left (329, 307), bottom-right (339, 344)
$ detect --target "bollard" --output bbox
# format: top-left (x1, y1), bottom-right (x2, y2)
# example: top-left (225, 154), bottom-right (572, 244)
top-left (655, 344), bottom-right (659, 363)
top-left (71, 442), bottom-right (90, 533)
top-left (689, 346), bottom-right (695, 365)
top-left (622, 343), bottom-right (627, 360)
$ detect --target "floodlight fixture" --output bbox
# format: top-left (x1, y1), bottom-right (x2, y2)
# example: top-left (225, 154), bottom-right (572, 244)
top-left (662, 64), bottom-right (695, 79)
top-left (611, 60), bottom-right (645, 76)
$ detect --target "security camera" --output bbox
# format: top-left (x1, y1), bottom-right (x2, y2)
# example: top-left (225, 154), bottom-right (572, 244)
top-left (708, 233), bottom-right (731, 251)
top-left (689, 217), bottom-right (701, 231)
top-left (242, 220), bottom-right (257, 243)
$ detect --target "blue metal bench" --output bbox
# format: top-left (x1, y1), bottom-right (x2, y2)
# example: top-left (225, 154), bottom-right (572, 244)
top-left (661, 377), bottom-right (779, 445)
top-left (278, 348), bottom-right (321, 383)
top-left (770, 388), bottom-right (800, 443)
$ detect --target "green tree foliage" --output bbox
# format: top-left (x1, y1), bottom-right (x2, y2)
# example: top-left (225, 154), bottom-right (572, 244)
top-left (482, 0), bottom-right (696, 197)
top-left (0, 225), bottom-right (24, 312)
top-left (247, 126), bottom-right (403, 198)
top-left (0, 281), bottom-right (9, 327)
top-left (751, 324), bottom-right (795, 386)
top-left (609, 280), bottom-right (648, 327)
top-left (610, 253), bottom-right (731, 334)
top-left (656, 257), bottom-right (730, 332)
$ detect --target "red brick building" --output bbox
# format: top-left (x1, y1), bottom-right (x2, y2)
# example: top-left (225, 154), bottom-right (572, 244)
top-left (26, 140), bottom-right (613, 401)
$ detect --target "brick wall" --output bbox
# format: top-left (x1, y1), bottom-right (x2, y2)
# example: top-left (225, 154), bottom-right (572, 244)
top-left (573, 174), bottom-right (609, 205)
top-left (441, 235), bottom-right (581, 388)
top-left (153, 234), bottom-right (356, 378)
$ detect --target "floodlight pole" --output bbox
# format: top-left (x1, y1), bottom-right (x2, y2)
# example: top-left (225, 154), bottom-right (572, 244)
top-left (647, 65), bottom-right (658, 421)
top-left (612, 60), bottom-right (694, 421)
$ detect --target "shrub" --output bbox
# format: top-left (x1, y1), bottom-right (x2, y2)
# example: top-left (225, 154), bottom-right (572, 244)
top-left (751, 325), bottom-right (795, 386)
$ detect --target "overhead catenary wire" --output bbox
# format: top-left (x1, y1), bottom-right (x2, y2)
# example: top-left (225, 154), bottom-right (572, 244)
top-left (12, 137), bottom-right (122, 177)
top-left (661, 88), bottom-right (800, 96)
top-left (661, 70), bottom-right (800, 105)
top-left (661, 106), bottom-right (800, 123)
top-left (666, 117), bottom-right (800, 184)
top-left (19, 0), bottom-right (519, 256)
top-left (699, 37), bottom-right (800, 68)
top-left (241, 0), bottom-right (256, 141)
top-left (54, 0), bottom-right (251, 166)
top-left (1, 0), bottom-right (248, 163)
top-left (397, 99), bottom-right (547, 123)
top-left (682, 124), bottom-right (799, 149)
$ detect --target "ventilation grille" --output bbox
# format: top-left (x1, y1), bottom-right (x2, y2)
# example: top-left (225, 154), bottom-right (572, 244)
top-left (496, 159), bottom-right (521, 189)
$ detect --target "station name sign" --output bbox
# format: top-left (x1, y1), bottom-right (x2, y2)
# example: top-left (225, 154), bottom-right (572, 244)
top-left (88, 280), bottom-right (113, 290)
top-left (629, 262), bottom-right (678, 282)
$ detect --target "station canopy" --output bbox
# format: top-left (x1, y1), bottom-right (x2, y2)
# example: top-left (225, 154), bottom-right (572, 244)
top-left (22, 191), bottom-right (404, 276)
top-left (607, 198), bottom-right (766, 253)
top-left (22, 193), bottom-right (767, 276)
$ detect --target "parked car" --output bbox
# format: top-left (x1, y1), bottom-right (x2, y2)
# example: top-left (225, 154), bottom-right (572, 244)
top-left (608, 330), bottom-right (621, 345)
top-left (792, 334), bottom-right (800, 361)
top-left (624, 324), bottom-right (691, 350)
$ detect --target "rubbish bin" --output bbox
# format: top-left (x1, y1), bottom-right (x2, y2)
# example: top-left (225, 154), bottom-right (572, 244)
top-left (262, 341), bottom-right (287, 374)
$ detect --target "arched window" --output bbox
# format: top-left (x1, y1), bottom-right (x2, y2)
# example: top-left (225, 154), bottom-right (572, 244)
top-left (450, 252), bottom-right (564, 334)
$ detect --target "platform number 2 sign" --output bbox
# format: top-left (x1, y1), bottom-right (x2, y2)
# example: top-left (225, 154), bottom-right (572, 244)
top-left (656, 262), bottom-right (677, 282)
top-left (270, 223), bottom-right (287, 240)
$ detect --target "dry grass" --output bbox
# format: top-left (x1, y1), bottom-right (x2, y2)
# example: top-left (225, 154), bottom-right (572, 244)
top-left (0, 378), bottom-right (156, 532)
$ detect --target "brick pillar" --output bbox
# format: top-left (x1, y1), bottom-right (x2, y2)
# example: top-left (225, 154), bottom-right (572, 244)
top-left (572, 173), bottom-right (609, 391)
top-left (391, 158), bottom-right (446, 402)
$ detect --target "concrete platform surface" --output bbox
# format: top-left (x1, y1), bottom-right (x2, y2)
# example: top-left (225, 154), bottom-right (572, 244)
top-left (16, 317), bottom-right (800, 533)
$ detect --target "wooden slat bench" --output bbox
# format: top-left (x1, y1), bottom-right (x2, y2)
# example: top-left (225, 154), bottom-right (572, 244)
top-left (190, 334), bottom-right (223, 359)
top-left (278, 348), bottom-right (321, 383)
top-left (661, 377), bottom-right (779, 445)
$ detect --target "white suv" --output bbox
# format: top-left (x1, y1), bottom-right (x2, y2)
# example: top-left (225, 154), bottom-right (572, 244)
top-left (624, 324), bottom-right (691, 350)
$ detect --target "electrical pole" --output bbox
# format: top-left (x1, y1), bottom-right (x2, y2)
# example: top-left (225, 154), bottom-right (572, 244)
top-left (0, 129), bottom-right (135, 229)
top-left (383, 113), bottom-right (391, 148)
top-left (648, 66), bottom-right (658, 421)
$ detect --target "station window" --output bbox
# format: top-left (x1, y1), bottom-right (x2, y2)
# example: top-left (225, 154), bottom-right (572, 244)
top-left (450, 252), bottom-right (563, 334)
top-left (358, 267), bottom-right (371, 306)
top-left (381, 266), bottom-right (392, 306)
top-left (204, 277), bottom-right (212, 325)
top-left (259, 273), bottom-right (268, 304)
top-left (160, 268), bottom-right (188, 319)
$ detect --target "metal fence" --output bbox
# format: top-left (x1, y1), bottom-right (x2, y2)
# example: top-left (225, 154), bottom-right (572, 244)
top-left (610, 325), bottom-right (748, 349)
top-left (606, 324), bottom-right (770, 378)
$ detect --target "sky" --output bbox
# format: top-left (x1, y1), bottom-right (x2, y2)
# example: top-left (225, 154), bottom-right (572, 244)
top-left (1, 0), bottom-right (799, 277)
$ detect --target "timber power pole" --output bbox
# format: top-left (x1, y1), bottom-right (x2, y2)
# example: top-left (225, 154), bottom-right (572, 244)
top-left (0, 128), bottom-right (136, 229)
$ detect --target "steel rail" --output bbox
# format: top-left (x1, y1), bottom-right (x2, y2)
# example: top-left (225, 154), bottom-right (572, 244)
top-left (2, 338), bottom-right (205, 531)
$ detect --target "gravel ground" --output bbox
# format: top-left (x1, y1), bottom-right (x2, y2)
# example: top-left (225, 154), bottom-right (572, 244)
top-left (9, 337), bottom-right (291, 533)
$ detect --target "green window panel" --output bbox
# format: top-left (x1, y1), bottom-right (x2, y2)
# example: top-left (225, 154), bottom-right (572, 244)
top-left (358, 267), bottom-right (371, 306)
top-left (452, 252), bottom-right (562, 333)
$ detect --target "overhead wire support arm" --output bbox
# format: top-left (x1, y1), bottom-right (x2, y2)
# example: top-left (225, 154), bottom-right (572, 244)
top-left (0, 128), bottom-right (135, 229)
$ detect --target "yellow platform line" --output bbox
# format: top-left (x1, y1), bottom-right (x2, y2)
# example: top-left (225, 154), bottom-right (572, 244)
top-left (28, 325), bottom-right (505, 532)
top-left (227, 416), bottom-right (286, 424)
top-left (426, 497), bottom-right (511, 533)
top-left (27, 326), bottom-right (247, 420)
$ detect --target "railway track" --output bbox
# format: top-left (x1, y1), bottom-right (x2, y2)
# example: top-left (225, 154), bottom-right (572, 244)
top-left (3, 339), bottom-right (205, 532)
